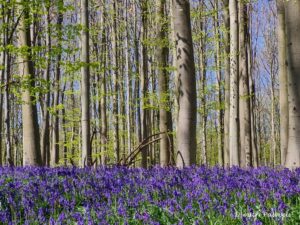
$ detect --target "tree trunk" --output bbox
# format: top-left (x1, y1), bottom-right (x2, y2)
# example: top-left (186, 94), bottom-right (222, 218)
top-left (199, 1), bottom-right (207, 165)
top-left (17, 0), bottom-right (42, 166)
top-left (277, 0), bottom-right (288, 165)
top-left (214, 0), bottom-right (224, 166)
top-left (99, 3), bottom-right (107, 165)
top-left (157, 0), bottom-right (173, 166)
top-left (40, 4), bottom-right (51, 166)
top-left (285, 0), bottom-right (300, 169)
top-left (229, 0), bottom-right (239, 166)
top-left (247, 23), bottom-right (259, 167)
top-left (111, 0), bottom-right (120, 163)
top-left (80, 0), bottom-right (91, 167)
top-left (51, 2), bottom-right (63, 166)
top-left (238, 1), bottom-right (251, 167)
top-left (222, 0), bottom-right (230, 167)
top-left (141, 1), bottom-right (150, 168)
top-left (173, 0), bottom-right (197, 167)
top-left (124, 0), bottom-right (132, 164)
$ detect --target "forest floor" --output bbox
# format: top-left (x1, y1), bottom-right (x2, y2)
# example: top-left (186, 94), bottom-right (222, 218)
top-left (0, 166), bottom-right (299, 224)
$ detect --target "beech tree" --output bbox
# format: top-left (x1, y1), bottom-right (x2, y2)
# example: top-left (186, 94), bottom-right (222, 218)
top-left (17, 0), bottom-right (42, 166)
top-left (239, 0), bottom-right (251, 167)
top-left (173, 0), bottom-right (197, 167)
top-left (229, 0), bottom-right (239, 166)
top-left (276, 0), bottom-right (288, 165)
top-left (285, 0), bottom-right (300, 169)
top-left (80, 0), bottom-right (91, 166)
top-left (157, 0), bottom-right (173, 166)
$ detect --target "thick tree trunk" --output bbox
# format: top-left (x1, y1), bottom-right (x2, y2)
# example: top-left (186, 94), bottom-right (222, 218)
top-left (173, 0), bottom-right (197, 167)
top-left (80, 0), bottom-right (91, 167)
top-left (238, 1), bottom-right (251, 167)
top-left (17, 0), bottom-right (42, 166)
top-left (276, 0), bottom-right (288, 165)
top-left (285, 0), bottom-right (300, 169)
top-left (229, 0), bottom-right (239, 166)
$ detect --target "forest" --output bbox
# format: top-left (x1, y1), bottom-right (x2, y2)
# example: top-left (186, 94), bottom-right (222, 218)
top-left (0, 0), bottom-right (300, 224)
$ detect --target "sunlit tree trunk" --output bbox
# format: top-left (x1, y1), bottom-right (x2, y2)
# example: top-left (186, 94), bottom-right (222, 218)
top-left (173, 0), bottom-right (197, 167)
top-left (80, 0), bottom-right (91, 167)
top-left (285, 0), bottom-right (300, 169)
top-left (229, 0), bottom-right (239, 166)
top-left (276, 0), bottom-right (288, 165)
top-left (17, 0), bottom-right (42, 166)
top-left (222, 0), bottom-right (230, 167)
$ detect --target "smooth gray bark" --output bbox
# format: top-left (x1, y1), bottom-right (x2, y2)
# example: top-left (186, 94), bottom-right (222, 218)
top-left (276, 0), bottom-right (288, 165)
top-left (17, 0), bottom-right (42, 166)
top-left (173, 0), bottom-right (197, 167)
top-left (285, 0), bottom-right (300, 169)
top-left (229, 0), bottom-right (239, 166)
top-left (157, 0), bottom-right (173, 166)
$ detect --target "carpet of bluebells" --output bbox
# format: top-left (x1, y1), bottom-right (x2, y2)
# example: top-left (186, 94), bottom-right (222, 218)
top-left (0, 166), bottom-right (299, 225)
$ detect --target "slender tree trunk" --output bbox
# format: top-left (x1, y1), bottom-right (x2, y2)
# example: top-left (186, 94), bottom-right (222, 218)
top-left (0, 24), bottom-right (3, 166)
top-left (247, 22), bottom-right (258, 167)
top-left (157, 0), bottom-right (173, 166)
top-left (141, 0), bottom-right (149, 168)
top-left (229, 0), bottom-right (239, 166)
top-left (124, 0), bottom-right (132, 163)
top-left (111, 0), bottom-right (120, 163)
top-left (51, 3), bottom-right (63, 166)
top-left (40, 4), bottom-right (51, 166)
top-left (199, 1), bottom-right (207, 165)
top-left (285, 0), bottom-right (300, 169)
top-left (214, 0), bottom-right (224, 166)
top-left (222, 0), bottom-right (230, 167)
top-left (17, 0), bottom-right (42, 166)
top-left (276, 0), bottom-right (288, 165)
top-left (270, 74), bottom-right (277, 167)
top-left (173, 0), bottom-right (197, 167)
top-left (2, 4), bottom-right (12, 166)
top-left (80, 0), bottom-right (91, 167)
top-left (133, 2), bottom-right (142, 159)
top-left (99, 4), bottom-right (107, 166)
